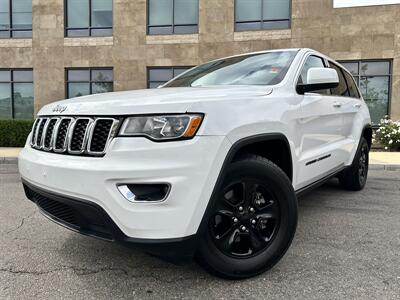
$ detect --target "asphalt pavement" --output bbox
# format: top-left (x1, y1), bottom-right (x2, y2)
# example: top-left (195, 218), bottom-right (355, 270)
top-left (1, 164), bottom-right (399, 299)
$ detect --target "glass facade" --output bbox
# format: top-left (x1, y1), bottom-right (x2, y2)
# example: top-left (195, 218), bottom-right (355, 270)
top-left (340, 60), bottom-right (391, 125)
top-left (147, 67), bottom-right (192, 88)
top-left (66, 68), bottom-right (113, 98)
top-left (66, 0), bottom-right (112, 37)
top-left (0, 69), bottom-right (33, 119)
top-left (148, 0), bottom-right (199, 35)
top-left (0, 0), bottom-right (32, 38)
top-left (235, 0), bottom-right (290, 31)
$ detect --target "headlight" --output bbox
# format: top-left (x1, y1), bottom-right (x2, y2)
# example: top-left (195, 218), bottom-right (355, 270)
top-left (119, 114), bottom-right (203, 141)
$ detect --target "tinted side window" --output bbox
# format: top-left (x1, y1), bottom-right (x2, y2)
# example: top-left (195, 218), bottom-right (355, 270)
top-left (299, 56), bottom-right (325, 84)
top-left (298, 55), bottom-right (330, 95)
top-left (343, 71), bottom-right (360, 99)
top-left (329, 63), bottom-right (349, 97)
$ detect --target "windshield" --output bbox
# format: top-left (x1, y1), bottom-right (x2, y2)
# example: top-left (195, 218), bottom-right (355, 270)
top-left (163, 50), bottom-right (298, 88)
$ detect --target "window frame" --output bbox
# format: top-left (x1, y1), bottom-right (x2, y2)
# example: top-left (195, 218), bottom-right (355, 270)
top-left (0, 0), bottom-right (33, 38)
top-left (146, 0), bottom-right (199, 35)
top-left (234, 0), bottom-right (292, 32)
top-left (147, 66), bottom-right (194, 88)
top-left (64, 0), bottom-right (113, 37)
top-left (0, 68), bottom-right (34, 119)
top-left (338, 59), bottom-right (392, 121)
top-left (65, 67), bottom-right (114, 99)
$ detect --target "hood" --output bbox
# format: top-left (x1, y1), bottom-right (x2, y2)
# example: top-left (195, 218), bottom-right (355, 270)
top-left (38, 86), bottom-right (273, 116)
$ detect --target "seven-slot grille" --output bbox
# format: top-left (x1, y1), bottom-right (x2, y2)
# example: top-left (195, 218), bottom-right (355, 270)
top-left (30, 117), bottom-right (119, 156)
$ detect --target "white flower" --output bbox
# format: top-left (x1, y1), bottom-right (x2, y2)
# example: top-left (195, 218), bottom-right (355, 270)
top-left (389, 140), bottom-right (393, 144)
top-left (385, 146), bottom-right (388, 150)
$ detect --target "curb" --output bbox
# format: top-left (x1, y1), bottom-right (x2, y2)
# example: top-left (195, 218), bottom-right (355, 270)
top-left (0, 157), bottom-right (18, 164)
top-left (369, 164), bottom-right (400, 171)
top-left (1, 157), bottom-right (400, 170)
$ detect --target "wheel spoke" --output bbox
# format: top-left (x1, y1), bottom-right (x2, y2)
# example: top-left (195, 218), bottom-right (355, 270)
top-left (222, 183), bottom-right (245, 208)
top-left (254, 216), bottom-right (278, 242)
top-left (247, 228), bottom-right (267, 252)
top-left (244, 181), bottom-right (258, 207)
top-left (218, 228), bottom-right (240, 251)
top-left (211, 210), bottom-right (235, 239)
top-left (256, 200), bottom-right (279, 219)
top-left (216, 209), bottom-right (234, 218)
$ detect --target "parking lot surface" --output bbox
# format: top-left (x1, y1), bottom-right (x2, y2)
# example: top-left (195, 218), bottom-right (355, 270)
top-left (1, 164), bottom-right (399, 299)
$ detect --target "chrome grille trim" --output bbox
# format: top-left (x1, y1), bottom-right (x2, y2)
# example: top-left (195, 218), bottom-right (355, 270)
top-left (30, 116), bottom-right (119, 156)
top-left (42, 117), bottom-right (60, 151)
top-left (30, 119), bottom-right (40, 147)
top-left (53, 117), bottom-right (74, 153)
top-left (34, 118), bottom-right (49, 149)
top-left (67, 118), bottom-right (94, 155)
top-left (87, 118), bottom-right (120, 156)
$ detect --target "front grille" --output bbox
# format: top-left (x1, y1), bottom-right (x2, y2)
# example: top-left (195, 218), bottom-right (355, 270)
top-left (54, 118), bottom-right (72, 151)
top-left (89, 119), bottom-right (114, 153)
top-left (43, 118), bottom-right (58, 150)
top-left (69, 118), bottom-right (91, 152)
top-left (35, 118), bottom-right (48, 147)
top-left (30, 116), bottom-right (119, 156)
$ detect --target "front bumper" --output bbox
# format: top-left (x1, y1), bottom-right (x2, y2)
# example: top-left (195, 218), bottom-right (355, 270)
top-left (22, 180), bottom-right (199, 260)
top-left (19, 135), bottom-right (231, 240)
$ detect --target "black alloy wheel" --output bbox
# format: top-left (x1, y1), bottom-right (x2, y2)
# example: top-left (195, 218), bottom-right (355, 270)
top-left (197, 155), bottom-right (298, 279)
top-left (210, 180), bottom-right (280, 258)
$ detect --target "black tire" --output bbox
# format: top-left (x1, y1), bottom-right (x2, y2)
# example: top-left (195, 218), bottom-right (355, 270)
top-left (339, 137), bottom-right (369, 191)
top-left (196, 155), bottom-right (298, 279)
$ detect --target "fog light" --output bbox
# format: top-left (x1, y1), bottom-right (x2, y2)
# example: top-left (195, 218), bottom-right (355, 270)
top-left (117, 184), bottom-right (170, 202)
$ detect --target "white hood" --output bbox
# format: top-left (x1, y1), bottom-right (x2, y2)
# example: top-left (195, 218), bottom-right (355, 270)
top-left (38, 86), bottom-right (272, 116)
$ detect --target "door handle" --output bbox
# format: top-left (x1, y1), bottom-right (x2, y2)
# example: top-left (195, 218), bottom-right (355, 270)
top-left (333, 102), bottom-right (342, 108)
top-left (353, 103), bottom-right (361, 108)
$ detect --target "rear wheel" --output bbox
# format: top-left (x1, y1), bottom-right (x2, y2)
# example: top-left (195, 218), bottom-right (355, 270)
top-left (196, 155), bottom-right (298, 279)
top-left (339, 137), bottom-right (369, 191)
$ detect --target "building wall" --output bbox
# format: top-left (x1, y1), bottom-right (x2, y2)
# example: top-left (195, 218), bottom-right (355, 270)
top-left (0, 0), bottom-right (399, 120)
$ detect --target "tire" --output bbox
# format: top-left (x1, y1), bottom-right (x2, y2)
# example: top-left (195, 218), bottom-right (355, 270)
top-left (196, 155), bottom-right (298, 279)
top-left (339, 137), bottom-right (369, 191)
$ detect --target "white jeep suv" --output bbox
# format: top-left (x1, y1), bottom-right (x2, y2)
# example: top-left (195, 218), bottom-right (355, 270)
top-left (19, 48), bottom-right (371, 279)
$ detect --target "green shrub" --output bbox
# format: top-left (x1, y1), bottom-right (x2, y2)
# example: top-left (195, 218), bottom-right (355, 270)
top-left (373, 117), bottom-right (400, 151)
top-left (0, 119), bottom-right (34, 147)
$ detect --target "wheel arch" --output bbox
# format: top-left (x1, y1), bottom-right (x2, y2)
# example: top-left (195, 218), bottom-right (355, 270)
top-left (362, 124), bottom-right (373, 150)
top-left (196, 133), bottom-right (293, 236)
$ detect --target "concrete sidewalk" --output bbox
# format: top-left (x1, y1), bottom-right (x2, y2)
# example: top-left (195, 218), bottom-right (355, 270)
top-left (1, 147), bottom-right (400, 169)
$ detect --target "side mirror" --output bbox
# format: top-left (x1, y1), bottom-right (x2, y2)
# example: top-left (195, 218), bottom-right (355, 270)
top-left (296, 67), bottom-right (339, 94)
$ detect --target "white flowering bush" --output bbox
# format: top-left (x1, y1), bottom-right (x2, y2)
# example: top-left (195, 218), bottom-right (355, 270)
top-left (373, 117), bottom-right (400, 151)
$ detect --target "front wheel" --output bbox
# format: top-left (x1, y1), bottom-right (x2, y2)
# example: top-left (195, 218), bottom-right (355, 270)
top-left (196, 155), bottom-right (298, 279)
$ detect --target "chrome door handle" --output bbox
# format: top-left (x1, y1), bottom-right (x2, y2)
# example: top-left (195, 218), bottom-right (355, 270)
top-left (333, 102), bottom-right (342, 108)
top-left (353, 103), bottom-right (361, 108)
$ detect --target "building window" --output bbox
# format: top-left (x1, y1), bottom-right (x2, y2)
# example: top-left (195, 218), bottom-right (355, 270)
top-left (0, 0), bottom-right (32, 38)
top-left (66, 68), bottom-right (113, 98)
top-left (235, 0), bottom-right (290, 32)
top-left (339, 60), bottom-right (391, 125)
top-left (0, 69), bottom-right (34, 119)
top-left (65, 0), bottom-right (113, 37)
top-left (147, 67), bottom-right (192, 88)
top-left (147, 0), bottom-right (198, 35)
